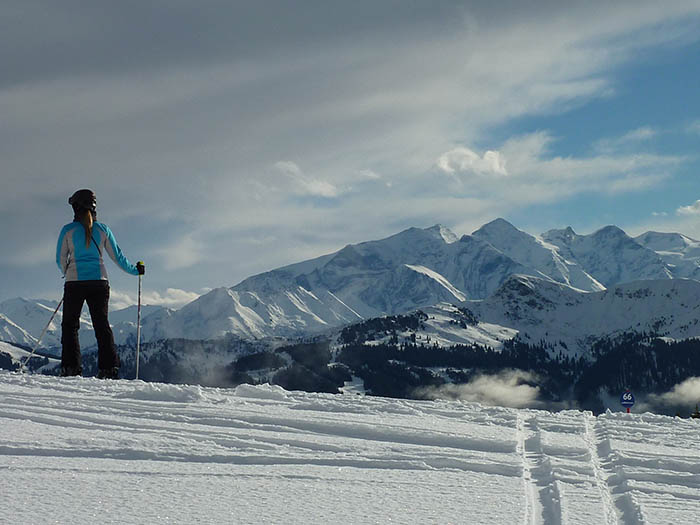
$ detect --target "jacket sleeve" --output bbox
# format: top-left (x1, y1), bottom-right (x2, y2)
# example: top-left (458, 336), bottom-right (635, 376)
top-left (56, 226), bottom-right (69, 275)
top-left (100, 224), bottom-right (139, 276)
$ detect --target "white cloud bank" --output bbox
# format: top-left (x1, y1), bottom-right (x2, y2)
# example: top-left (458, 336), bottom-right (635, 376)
top-left (437, 148), bottom-right (508, 176)
top-left (637, 377), bottom-right (700, 415)
top-left (435, 130), bottom-right (681, 205)
top-left (677, 200), bottom-right (700, 216)
top-left (274, 161), bottom-right (340, 198)
top-left (110, 288), bottom-right (201, 310)
top-left (153, 235), bottom-right (206, 271)
top-left (650, 377), bottom-right (700, 407)
top-left (415, 369), bottom-right (544, 409)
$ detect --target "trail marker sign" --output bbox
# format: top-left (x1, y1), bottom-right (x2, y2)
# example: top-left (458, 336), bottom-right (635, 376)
top-left (620, 390), bottom-right (635, 413)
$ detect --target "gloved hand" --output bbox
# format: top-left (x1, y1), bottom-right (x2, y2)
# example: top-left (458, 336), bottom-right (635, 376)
top-left (136, 261), bottom-right (146, 275)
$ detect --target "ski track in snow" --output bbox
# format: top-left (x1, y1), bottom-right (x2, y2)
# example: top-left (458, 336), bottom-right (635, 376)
top-left (1, 372), bottom-right (700, 524)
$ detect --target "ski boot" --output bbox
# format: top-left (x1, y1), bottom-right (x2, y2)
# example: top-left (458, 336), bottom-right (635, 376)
top-left (60, 365), bottom-right (82, 377)
top-left (97, 367), bottom-right (120, 379)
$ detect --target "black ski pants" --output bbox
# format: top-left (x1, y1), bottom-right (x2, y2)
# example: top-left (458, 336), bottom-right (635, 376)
top-left (61, 280), bottom-right (119, 372)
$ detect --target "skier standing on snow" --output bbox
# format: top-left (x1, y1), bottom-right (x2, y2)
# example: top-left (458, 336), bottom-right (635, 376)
top-left (56, 189), bottom-right (145, 378)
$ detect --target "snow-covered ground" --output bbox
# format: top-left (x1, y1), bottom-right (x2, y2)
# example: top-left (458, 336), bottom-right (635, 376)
top-left (1, 371), bottom-right (699, 524)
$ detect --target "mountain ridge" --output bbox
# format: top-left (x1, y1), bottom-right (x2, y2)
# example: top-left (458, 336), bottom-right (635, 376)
top-left (2, 218), bottom-right (699, 346)
top-left (140, 218), bottom-right (697, 341)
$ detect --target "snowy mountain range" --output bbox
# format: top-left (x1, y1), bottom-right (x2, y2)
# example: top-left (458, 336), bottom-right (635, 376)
top-left (3, 219), bottom-right (700, 413)
top-left (2, 219), bottom-right (699, 349)
top-left (0, 297), bottom-right (168, 351)
top-left (140, 218), bottom-right (700, 341)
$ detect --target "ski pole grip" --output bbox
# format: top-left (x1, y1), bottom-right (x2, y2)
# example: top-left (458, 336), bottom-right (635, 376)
top-left (136, 261), bottom-right (146, 275)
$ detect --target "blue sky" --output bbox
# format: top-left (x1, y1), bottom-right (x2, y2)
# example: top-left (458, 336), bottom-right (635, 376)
top-left (504, 36), bottom-right (700, 234)
top-left (2, 1), bottom-right (700, 308)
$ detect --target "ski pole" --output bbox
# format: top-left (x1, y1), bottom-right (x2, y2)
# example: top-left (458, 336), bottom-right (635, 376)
top-left (135, 272), bottom-right (142, 380)
top-left (18, 299), bottom-right (63, 373)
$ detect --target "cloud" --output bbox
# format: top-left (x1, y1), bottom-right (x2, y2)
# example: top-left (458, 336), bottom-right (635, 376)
top-left (153, 235), bottom-right (205, 271)
top-left (593, 126), bottom-right (657, 152)
top-left (359, 169), bottom-right (381, 180)
top-left (437, 147), bottom-right (508, 177)
top-left (623, 207), bottom-right (700, 243)
top-left (433, 131), bottom-right (681, 206)
top-left (414, 369), bottom-right (545, 409)
top-left (273, 160), bottom-right (303, 178)
top-left (3, 2), bottom-right (700, 300)
top-left (273, 161), bottom-right (340, 198)
top-left (637, 377), bottom-right (700, 415)
top-left (109, 288), bottom-right (201, 310)
top-left (0, 236), bottom-right (55, 266)
top-left (624, 126), bottom-right (657, 141)
top-left (652, 377), bottom-right (700, 406)
top-left (687, 120), bottom-right (700, 134)
top-left (510, 132), bottom-right (678, 194)
top-left (141, 288), bottom-right (202, 308)
top-left (677, 200), bottom-right (700, 216)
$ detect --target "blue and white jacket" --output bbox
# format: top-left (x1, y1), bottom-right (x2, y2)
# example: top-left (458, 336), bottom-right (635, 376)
top-left (56, 221), bottom-right (139, 281)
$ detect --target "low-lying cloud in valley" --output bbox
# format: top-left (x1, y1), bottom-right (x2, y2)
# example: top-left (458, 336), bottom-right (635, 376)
top-left (415, 369), bottom-right (546, 409)
top-left (639, 377), bottom-right (700, 416)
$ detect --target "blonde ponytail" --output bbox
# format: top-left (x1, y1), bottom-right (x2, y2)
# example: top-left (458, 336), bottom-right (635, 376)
top-left (80, 208), bottom-right (94, 248)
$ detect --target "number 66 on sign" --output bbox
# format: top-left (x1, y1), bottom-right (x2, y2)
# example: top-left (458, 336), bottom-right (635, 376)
top-left (620, 390), bottom-right (635, 413)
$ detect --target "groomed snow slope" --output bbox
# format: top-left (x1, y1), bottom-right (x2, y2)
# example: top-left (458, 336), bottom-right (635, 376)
top-left (2, 372), bottom-right (699, 524)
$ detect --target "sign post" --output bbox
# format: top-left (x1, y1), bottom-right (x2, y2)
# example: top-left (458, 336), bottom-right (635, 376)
top-left (620, 390), bottom-right (635, 413)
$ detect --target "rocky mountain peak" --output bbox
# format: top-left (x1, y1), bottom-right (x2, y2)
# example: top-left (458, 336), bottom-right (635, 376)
top-left (425, 224), bottom-right (458, 244)
top-left (541, 226), bottom-right (579, 245)
top-left (473, 218), bottom-right (521, 237)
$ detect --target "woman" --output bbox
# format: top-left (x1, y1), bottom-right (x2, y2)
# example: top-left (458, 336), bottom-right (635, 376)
top-left (56, 189), bottom-right (145, 378)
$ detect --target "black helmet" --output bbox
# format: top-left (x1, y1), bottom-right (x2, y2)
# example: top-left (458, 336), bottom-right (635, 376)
top-left (69, 189), bottom-right (97, 213)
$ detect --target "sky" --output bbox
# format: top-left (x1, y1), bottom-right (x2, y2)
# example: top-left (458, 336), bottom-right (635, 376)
top-left (2, 1), bottom-right (700, 308)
